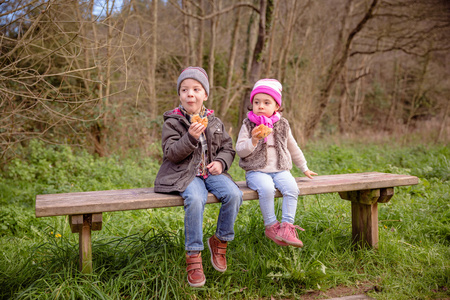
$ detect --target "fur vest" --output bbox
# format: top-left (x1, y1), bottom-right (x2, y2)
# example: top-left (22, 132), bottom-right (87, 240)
top-left (238, 117), bottom-right (292, 172)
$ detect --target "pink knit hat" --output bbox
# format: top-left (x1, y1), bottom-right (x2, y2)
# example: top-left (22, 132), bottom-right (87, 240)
top-left (250, 78), bottom-right (282, 106)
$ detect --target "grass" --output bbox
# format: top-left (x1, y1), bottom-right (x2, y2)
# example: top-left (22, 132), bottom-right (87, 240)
top-left (0, 139), bottom-right (449, 299)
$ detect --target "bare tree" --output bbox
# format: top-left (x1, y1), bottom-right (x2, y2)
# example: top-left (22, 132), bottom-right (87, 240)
top-left (264, 0), bottom-right (279, 77)
top-left (167, 0), bottom-right (259, 123)
top-left (218, 2), bottom-right (242, 119)
top-left (0, 0), bottom-right (102, 161)
top-left (338, 55), bottom-right (371, 133)
top-left (276, 0), bottom-right (310, 83)
top-left (303, 0), bottom-right (378, 139)
top-left (208, 0), bottom-right (221, 92)
top-left (150, 0), bottom-right (158, 122)
top-left (347, 0), bottom-right (450, 135)
top-left (238, 0), bottom-right (274, 126)
top-left (2, 0), bottom-right (449, 164)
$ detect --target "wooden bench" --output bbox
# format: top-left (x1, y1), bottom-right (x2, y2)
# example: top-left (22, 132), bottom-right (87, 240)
top-left (35, 172), bottom-right (418, 273)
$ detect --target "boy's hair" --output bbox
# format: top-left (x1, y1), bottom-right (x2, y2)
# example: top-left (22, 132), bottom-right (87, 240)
top-left (177, 66), bottom-right (210, 96)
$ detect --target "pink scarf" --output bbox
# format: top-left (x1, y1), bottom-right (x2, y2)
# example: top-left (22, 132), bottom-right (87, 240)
top-left (247, 111), bottom-right (280, 142)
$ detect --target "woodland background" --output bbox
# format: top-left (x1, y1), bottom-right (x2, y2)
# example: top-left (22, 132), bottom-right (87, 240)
top-left (1, 0), bottom-right (449, 163)
top-left (1, 2), bottom-right (449, 298)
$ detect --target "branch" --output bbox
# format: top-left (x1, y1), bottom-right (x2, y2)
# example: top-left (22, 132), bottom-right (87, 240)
top-left (327, 0), bottom-right (379, 91)
top-left (0, 0), bottom-right (42, 18)
top-left (13, 66), bottom-right (100, 80)
top-left (168, 0), bottom-right (259, 20)
top-left (350, 44), bottom-right (450, 57)
top-left (1, 1), bottom-right (53, 58)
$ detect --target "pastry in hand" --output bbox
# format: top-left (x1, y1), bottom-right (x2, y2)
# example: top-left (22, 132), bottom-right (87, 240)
top-left (191, 114), bottom-right (208, 127)
top-left (255, 124), bottom-right (272, 138)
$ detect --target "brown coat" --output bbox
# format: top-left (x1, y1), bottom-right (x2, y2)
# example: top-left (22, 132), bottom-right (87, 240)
top-left (154, 109), bottom-right (235, 193)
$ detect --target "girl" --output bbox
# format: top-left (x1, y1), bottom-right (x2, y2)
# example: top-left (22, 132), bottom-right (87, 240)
top-left (236, 79), bottom-right (317, 248)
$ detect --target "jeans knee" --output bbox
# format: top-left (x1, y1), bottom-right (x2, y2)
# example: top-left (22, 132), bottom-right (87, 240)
top-left (283, 190), bottom-right (299, 200)
top-left (224, 188), bottom-right (242, 206)
top-left (184, 196), bottom-right (205, 212)
top-left (258, 185), bottom-right (275, 199)
top-left (280, 183), bottom-right (299, 198)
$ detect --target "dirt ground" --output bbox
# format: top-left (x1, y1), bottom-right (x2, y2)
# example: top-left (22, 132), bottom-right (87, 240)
top-left (298, 282), bottom-right (378, 299)
top-left (271, 282), bottom-right (450, 300)
top-left (268, 282), bottom-right (380, 300)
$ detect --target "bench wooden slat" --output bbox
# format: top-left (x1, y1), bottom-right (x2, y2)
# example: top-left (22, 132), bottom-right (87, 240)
top-left (35, 172), bottom-right (418, 218)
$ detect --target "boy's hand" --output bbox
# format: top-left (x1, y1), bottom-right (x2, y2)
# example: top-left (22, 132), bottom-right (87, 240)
top-left (189, 122), bottom-right (206, 140)
top-left (250, 127), bottom-right (263, 146)
top-left (207, 161), bottom-right (223, 175)
top-left (303, 170), bottom-right (318, 179)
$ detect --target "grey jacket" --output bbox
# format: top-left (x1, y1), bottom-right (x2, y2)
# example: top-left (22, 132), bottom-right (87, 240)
top-left (154, 108), bottom-right (235, 193)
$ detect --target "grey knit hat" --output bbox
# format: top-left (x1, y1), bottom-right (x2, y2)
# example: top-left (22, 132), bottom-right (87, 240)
top-left (177, 66), bottom-right (210, 96)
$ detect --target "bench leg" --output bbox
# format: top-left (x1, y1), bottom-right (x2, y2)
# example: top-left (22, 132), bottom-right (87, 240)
top-left (339, 188), bottom-right (393, 248)
top-left (351, 201), bottom-right (378, 248)
top-left (69, 213), bottom-right (102, 273)
top-left (79, 216), bottom-right (92, 273)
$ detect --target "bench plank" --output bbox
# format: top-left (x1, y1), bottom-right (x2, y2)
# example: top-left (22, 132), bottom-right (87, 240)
top-left (36, 172), bottom-right (418, 218)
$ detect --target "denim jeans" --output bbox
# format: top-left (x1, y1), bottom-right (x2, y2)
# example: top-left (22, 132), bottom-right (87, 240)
top-left (246, 170), bottom-right (300, 226)
top-left (180, 174), bottom-right (243, 251)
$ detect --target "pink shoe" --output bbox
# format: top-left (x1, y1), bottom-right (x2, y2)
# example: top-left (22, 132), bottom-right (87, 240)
top-left (265, 221), bottom-right (288, 246)
top-left (276, 222), bottom-right (305, 248)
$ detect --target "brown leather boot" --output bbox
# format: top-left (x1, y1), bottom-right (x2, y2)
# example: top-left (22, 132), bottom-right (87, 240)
top-left (186, 252), bottom-right (206, 287)
top-left (207, 235), bottom-right (227, 272)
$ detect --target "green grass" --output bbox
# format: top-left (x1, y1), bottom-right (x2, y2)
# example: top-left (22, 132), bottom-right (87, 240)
top-left (0, 139), bottom-right (449, 299)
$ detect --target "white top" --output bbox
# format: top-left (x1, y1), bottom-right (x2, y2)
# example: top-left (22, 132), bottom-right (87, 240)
top-left (235, 123), bottom-right (309, 173)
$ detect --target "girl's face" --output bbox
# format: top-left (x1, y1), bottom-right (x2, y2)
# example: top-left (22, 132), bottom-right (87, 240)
top-left (179, 79), bottom-right (208, 114)
top-left (252, 93), bottom-right (280, 117)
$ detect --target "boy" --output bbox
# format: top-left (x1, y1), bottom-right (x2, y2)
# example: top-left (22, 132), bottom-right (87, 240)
top-left (154, 67), bottom-right (243, 287)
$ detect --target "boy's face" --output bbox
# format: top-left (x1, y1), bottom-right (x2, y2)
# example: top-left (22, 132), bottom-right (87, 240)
top-left (252, 93), bottom-right (279, 118)
top-left (179, 79), bottom-right (208, 114)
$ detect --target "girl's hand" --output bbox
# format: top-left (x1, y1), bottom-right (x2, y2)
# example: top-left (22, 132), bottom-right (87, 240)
top-left (188, 122), bottom-right (206, 140)
top-left (207, 161), bottom-right (223, 175)
top-left (250, 127), bottom-right (263, 146)
top-left (304, 170), bottom-right (318, 179)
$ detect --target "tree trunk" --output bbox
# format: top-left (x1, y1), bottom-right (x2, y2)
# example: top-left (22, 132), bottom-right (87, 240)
top-left (264, 0), bottom-right (279, 77)
top-left (406, 54), bottom-right (430, 130)
top-left (196, 0), bottom-right (204, 66)
top-left (149, 0), bottom-right (158, 122)
top-left (276, 0), bottom-right (299, 82)
top-left (303, 0), bottom-right (378, 139)
top-left (89, 0), bottom-right (107, 156)
top-left (339, 72), bottom-right (349, 134)
top-left (437, 99), bottom-right (449, 143)
top-left (219, 4), bottom-right (241, 119)
top-left (208, 0), bottom-right (220, 97)
top-left (239, 0), bottom-right (274, 127)
top-left (384, 60), bottom-right (400, 131)
top-left (182, 0), bottom-right (193, 65)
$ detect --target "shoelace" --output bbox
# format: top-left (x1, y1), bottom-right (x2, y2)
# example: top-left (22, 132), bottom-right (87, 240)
top-left (289, 224), bottom-right (305, 238)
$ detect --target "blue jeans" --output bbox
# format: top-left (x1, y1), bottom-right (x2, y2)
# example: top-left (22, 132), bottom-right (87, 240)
top-left (180, 175), bottom-right (243, 251)
top-left (246, 171), bottom-right (300, 226)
